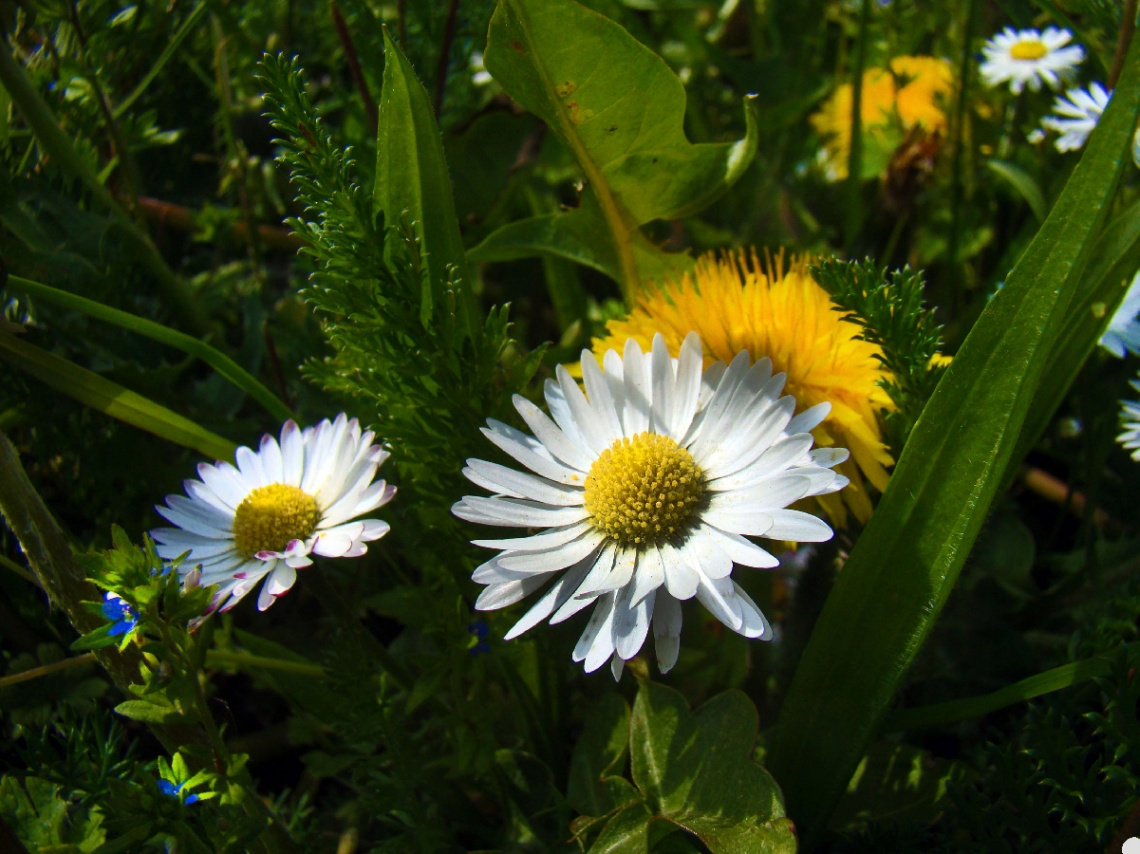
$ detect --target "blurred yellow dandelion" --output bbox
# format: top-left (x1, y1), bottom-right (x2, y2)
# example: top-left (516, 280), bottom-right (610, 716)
top-left (593, 250), bottom-right (895, 525)
top-left (811, 56), bottom-right (953, 181)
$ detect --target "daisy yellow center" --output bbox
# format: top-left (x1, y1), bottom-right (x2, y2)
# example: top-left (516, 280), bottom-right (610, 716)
top-left (583, 432), bottom-right (704, 547)
top-left (232, 484), bottom-right (320, 558)
top-left (1010, 40), bottom-right (1048, 60)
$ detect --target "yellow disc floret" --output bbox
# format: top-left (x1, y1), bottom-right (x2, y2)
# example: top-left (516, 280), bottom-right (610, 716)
top-left (232, 484), bottom-right (320, 558)
top-left (1010, 40), bottom-right (1048, 60)
top-left (584, 432), bottom-right (704, 548)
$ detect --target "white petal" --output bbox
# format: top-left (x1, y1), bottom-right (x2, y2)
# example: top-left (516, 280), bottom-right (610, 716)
top-left (557, 363), bottom-right (611, 454)
top-left (787, 402), bottom-right (831, 434)
top-left (497, 533), bottom-right (604, 573)
top-left (700, 524), bottom-right (779, 568)
top-left (650, 333), bottom-right (675, 437)
top-left (615, 585), bottom-right (654, 660)
top-left (482, 421), bottom-right (586, 484)
top-left (696, 574), bottom-right (743, 631)
top-left (629, 546), bottom-right (665, 606)
top-left (196, 461), bottom-right (250, 510)
top-left (574, 543), bottom-right (635, 600)
top-left (473, 520), bottom-right (594, 552)
top-left (680, 532), bottom-right (733, 579)
top-left (662, 540), bottom-right (701, 600)
top-left (652, 591), bottom-right (683, 674)
top-left (709, 433), bottom-right (813, 492)
top-left (581, 348), bottom-right (624, 443)
top-left (577, 593), bottom-right (619, 673)
top-left (514, 395), bottom-right (595, 471)
top-left (503, 557), bottom-right (596, 640)
top-left (452, 497), bottom-right (590, 528)
top-left (733, 583), bottom-right (773, 640)
top-left (259, 433), bottom-right (284, 483)
top-left (156, 496), bottom-right (233, 539)
top-left (763, 510), bottom-right (835, 542)
top-left (310, 522), bottom-right (364, 557)
top-left (475, 575), bottom-right (548, 610)
top-left (621, 337), bottom-right (651, 435)
top-left (464, 459), bottom-right (584, 506)
top-left (279, 420), bottom-right (304, 485)
top-left (670, 332), bottom-right (704, 438)
top-left (235, 444), bottom-right (269, 489)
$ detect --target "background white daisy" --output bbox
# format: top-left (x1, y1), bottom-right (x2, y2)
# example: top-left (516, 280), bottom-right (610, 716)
top-left (152, 414), bottom-right (395, 613)
top-left (979, 26), bottom-right (1084, 94)
top-left (1101, 271), bottom-right (1140, 359)
top-left (1041, 82), bottom-right (1110, 151)
top-left (452, 333), bottom-right (849, 678)
top-left (1119, 381), bottom-right (1140, 460)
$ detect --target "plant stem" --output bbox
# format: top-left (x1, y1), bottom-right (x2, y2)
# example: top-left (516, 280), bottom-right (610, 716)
top-left (433, 0), bottom-right (461, 118)
top-left (0, 652), bottom-right (97, 688)
top-left (331, 0), bottom-right (378, 135)
top-left (0, 551), bottom-right (40, 587)
top-left (842, 0), bottom-right (870, 249)
top-left (1110, 0), bottom-right (1140, 89)
top-left (206, 649), bottom-right (325, 678)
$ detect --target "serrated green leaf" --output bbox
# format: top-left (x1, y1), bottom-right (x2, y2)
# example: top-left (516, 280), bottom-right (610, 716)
top-left (0, 776), bottom-right (105, 851)
top-left (629, 682), bottom-right (795, 854)
top-left (765, 32), bottom-right (1140, 847)
top-left (375, 28), bottom-right (476, 335)
top-left (482, 0), bottom-right (757, 295)
top-left (0, 332), bottom-right (236, 461)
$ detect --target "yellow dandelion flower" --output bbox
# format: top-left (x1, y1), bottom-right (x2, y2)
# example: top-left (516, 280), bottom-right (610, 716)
top-left (811, 56), bottom-right (953, 181)
top-left (592, 250), bottom-right (895, 525)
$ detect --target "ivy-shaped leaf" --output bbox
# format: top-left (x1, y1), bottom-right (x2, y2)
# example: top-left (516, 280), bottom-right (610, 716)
top-left (579, 681), bottom-right (795, 853)
top-left (470, 0), bottom-right (758, 296)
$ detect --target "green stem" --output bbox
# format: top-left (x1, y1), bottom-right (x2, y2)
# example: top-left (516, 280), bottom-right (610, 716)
top-left (206, 649), bottom-right (325, 678)
top-left (945, 0), bottom-right (977, 317)
top-left (114, 0), bottom-right (211, 118)
top-left (0, 42), bottom-right (211, 337)
top-left (0, 551), bottom-right (40, 587)
top-left (0, 652), bottom-right (96, 688)
top-left (884, 655), bottom-right (1115, 731)
top-left (8, 275), bottom-right (294, 424)
top-left (842, 0), bottom-right (871, 249)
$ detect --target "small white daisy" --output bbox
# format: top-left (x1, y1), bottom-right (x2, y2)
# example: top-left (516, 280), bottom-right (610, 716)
top-left (152, 414), bottom-right (395, 614)
top-left (452, 333), bottom-right (849, 678)
top-left (979, 27), bottom-right (1084, 94)
top-left (1101, 271), bottom-right (1140, 359)
top-left (1118, 381), bottom-right (1140, 460)
top-left (1041, 82), bottom-right (1110, 151)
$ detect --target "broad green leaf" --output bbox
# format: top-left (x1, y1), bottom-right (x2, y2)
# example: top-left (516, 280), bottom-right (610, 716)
top-left (766, 34), bottom-right (1140, 847)
top-left (0, 331), bottom-right (237, 462)
top-left (569, 692), bottom-right (635, 817)
top-left (482, 0), bottom-right (758, 296)
top-left (629, 682), bottom-right (795, 854)
top-left (468, 203), bottom-right (695, 288)
top-left (985, 159), bottom-right (1048, 221)
top-left (114, 698), bottom-right (187, 725)
top-left (375, 28), bottom-right (476, 334)
top-left (0, 776), bottom-right (105, 851)
top-left (588, 802), bottom-right (653, 854)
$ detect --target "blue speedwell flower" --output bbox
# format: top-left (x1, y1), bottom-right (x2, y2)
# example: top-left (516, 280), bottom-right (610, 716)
top-left (158, 779), bottom-right (200, 805)
top-left (101, 592), bottom-right (139, 637)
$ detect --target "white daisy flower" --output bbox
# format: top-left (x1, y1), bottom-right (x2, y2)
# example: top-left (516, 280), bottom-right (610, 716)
top-left (452, 333), bottom-right (849, 679)
top-left (1101, 271), bottom-right (1140, 359)
top-left (979, 27), bottom-right (1084, 94)
top-left (152, 414), bottom-right (395, 614)
top-left (1041, 82), bottom-right (1110, 151)
top-left (1118, 381), bottom-right (1140, 460)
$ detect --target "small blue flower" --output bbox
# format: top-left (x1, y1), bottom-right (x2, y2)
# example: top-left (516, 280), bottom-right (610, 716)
top-left (158, 779), bottom-right (200, 805)
top-left (467, 621), bottom-right (491, 656)
top-left (101, 592), bottom-right (139, 637)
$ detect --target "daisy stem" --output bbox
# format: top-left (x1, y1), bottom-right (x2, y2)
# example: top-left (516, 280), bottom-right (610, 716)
top-left (0, 652), bottom-right (96, 689)
top-left (1109, 0), bottom-right (1139, 89)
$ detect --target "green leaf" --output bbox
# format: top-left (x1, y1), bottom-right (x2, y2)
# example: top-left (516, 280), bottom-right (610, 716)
top-left (114, 699), bottom-right (187, 725)
top-left (629, 682), bottom-right (795, 854)
top-left (481, 0), bottom-right (757, 295)
top-left (569, 693), bottom-right (635, 817)
top-left (765, 33), bottom-right (1140, 847)
top-left (0, 331), bottom-right (237, 462)
top-left (0, 776), bottom-right (105, 851)
top-left (1008, 196), bottom-right (1140, 478)
top-left (375, 28), bottom-right (476, 335)
top-left (587, 802), bottom-right (653, 854)
top-left (6, 275), bottom-right (293, 424)
top-left (829, 742), bottom-right (969, 831)
top-left (985, 159), bottom-right (1048, 222)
